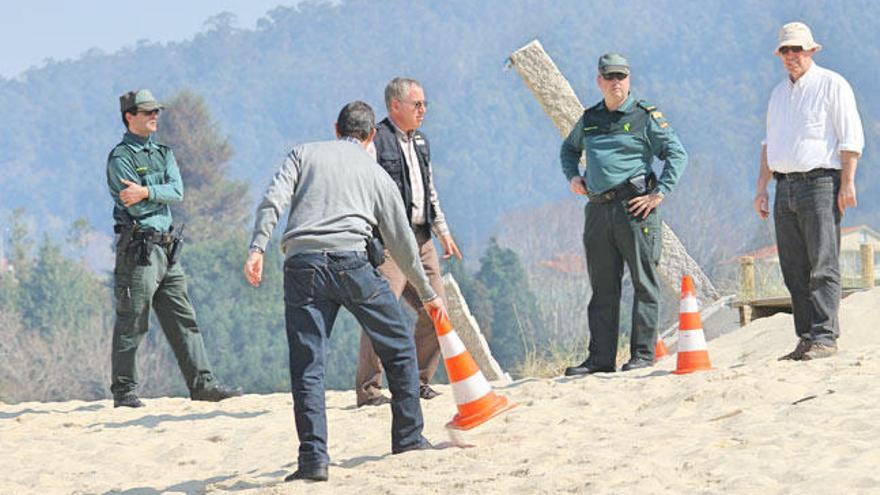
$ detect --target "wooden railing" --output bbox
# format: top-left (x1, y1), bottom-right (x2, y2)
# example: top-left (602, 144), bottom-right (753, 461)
top-left (734, 244), bottom-right (875, 325)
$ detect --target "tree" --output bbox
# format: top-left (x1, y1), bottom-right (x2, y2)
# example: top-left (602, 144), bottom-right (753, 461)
top-left (476, 238), bottom-right (542, 369)
top-left (17, 234), bottom-right (110, 336)
top-left (156, 90), bottom-right (250, 241)
top-left (446, 257), bottom-right (493, 339)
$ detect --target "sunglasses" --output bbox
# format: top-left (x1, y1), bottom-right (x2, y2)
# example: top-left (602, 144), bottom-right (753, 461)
top-left (401, 99), bottom-right (428, 110)
top-left (778, 46), bottom-right (804, 55)
top-left (137, 109), bottom-right (160, 116)
top-left (602, 73), bottom-right (628, 81)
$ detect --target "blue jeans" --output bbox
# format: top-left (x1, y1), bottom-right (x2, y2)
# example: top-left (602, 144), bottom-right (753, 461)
top-left (283, 251), bottom-right (424, 467)
top-left (773, 171), bottom-right (841, 345)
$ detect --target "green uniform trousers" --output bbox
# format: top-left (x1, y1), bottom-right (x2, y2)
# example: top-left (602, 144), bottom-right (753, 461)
top-left (583, 199), bottom-right (662, 367)
top-left (111, 239), bottom-right (215, 396)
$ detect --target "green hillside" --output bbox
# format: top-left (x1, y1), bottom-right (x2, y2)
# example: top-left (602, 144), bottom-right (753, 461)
top-left (1, 0), bottom-right (876, 267)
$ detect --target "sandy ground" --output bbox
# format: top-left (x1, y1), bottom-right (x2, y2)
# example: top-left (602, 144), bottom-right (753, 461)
top-left (2, 289), bottom-right (879, 495)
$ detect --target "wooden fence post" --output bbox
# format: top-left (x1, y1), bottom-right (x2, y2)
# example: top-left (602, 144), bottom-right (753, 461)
top-left (861, 244), bottom-right (875, 289)
top-left (739, 256), bottom-right (755, 325)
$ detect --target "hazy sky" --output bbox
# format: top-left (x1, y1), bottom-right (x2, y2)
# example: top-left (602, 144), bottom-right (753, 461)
top-left (0, 1), bottom-right (304, 78)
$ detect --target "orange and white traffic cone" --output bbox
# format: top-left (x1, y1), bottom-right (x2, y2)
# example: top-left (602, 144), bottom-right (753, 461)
top-left (654, 337), bottom-right (669, 361)
top-left (673, 275), bottom-right (713, 374)
top-left (429, 308), bottom-right (516, 430)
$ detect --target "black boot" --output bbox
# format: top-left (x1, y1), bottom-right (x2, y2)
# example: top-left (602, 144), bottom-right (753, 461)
top-left (564, 359), bottom-right (615, 376)
top-left (284, 463), bottom-right (329, 482)
top-left (191, 385), bottom-right (243, 402)
top-left (620, 358), bottom-right (653, 371)
top-left (113, 393), bottom-right (145, 408)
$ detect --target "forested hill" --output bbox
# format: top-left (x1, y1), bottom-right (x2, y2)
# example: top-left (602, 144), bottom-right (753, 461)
top-left (1, 0), bottom-right (878, 267)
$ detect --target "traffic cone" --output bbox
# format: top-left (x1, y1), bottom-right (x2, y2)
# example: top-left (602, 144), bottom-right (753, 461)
top-left (673, 275), bottom-right (713, 374)
top-left (654, 337), bottom-right (669, 360)
top-left (429, 308), bottom-right (516, 430)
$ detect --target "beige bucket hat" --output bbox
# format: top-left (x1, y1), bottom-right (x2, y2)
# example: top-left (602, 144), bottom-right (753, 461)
top-left (775, 22), bottom-right (822, 54)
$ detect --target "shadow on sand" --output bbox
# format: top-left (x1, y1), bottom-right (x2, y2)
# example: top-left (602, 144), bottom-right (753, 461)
top-left (0, 403), bottom-right (106, 420)
top-left (89, 410), bottom-right (270, 429)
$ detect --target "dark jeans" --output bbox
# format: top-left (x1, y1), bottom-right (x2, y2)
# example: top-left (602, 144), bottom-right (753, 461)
top-left (582, 199), bottom-right (662, 367)
top-left (773, 172), bottom-right (841, 345)
top-left (283, 251), bottom-right (424, 467)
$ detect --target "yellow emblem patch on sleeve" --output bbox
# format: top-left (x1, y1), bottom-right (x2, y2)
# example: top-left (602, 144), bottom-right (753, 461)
top-left (651, 111), bottom-right (663, 119)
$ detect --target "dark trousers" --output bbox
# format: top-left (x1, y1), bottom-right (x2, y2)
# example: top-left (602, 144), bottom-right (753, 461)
top-left (582, 200), bottom-right (662, 367)
top-left (111, 242), bottom-right (215, 396)
top-left (284, 251), bottom-right (424, 467)
top-left (773, 172), bottom-right (841, 345)
top-left (355, 227), bottom-right (445, 405)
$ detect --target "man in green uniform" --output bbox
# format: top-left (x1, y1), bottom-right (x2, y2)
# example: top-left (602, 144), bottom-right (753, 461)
top-left (106, 89), bottom-right (241, 407)
top-left (560, 54), bottom-right (688, 375)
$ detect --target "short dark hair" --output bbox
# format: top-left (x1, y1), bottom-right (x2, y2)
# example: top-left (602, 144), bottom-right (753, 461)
top-left (336, 101), bottom-right (375, 141)
top-left (122, 110), bottom-right (133, 129)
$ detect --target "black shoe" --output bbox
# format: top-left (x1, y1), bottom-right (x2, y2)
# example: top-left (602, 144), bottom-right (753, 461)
top-left (392, 436), bottom-right (433, 455)
top-left (113, 393), bottom-right (145, 408)
top-left (191, 385), bottom-right (243, 402)
top-left (284, 463), bottom-right (328, 482)
top-left (419, 384), bottom-right (441, 400)
top-left (358, 394), bottom-right (391, 407)
top-left (564, 359), bottom-right (615, 376)
top-left (620, 358), bottom-right (654, 372)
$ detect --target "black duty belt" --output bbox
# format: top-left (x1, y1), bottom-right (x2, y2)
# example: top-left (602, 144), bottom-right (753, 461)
top-left (773, 168), bottom-right (839, 181)
top-left (131, 229), bottom-right (176, 245)
top-left (589, 184), bottom-right (639, 204)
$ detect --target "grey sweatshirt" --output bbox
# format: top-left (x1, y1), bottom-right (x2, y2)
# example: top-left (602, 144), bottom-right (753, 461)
top-left (249, 138), bottom-right (436, 301)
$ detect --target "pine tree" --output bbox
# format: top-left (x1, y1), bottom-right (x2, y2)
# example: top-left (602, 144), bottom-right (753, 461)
top-left (446, 257), bottom-right (493, 340)
top-left (476, 238), bottom-right (542, 369)
top-left (156, 90), bottom-right (250, 241)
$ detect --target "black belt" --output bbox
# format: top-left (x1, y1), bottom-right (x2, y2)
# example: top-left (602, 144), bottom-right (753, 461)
top-left (773, 168), bottom-right (839, 181)
top-left (589, 184), bottom-right (639, 204)
top-left (131, 229), bottom-right (175, 245)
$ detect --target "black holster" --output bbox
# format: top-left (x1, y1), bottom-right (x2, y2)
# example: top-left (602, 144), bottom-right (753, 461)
top-left (366, 235), bottom-right (385, 268)
top-left (167, 224), bottom-right (185, 267)
top-left (627, 172), bottom-right (658, 196)
top-left (114, 225), bottom-right (151, 265)
top-left (138, 237), bottom-right (155, 266)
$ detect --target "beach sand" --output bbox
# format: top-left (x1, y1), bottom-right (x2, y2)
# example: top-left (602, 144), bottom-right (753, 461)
top-left (2, 289), bottom-right (879, 494)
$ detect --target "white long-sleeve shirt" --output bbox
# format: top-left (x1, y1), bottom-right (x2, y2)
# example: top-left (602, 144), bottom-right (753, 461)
top-left (765, 63), bottom-right (864, 173)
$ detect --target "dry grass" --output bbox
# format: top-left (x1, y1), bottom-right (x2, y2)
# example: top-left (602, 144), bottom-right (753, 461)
top-left (0, 309), bottom-right (185, 403)
top-left (511, 337), bottom-right (636, 378)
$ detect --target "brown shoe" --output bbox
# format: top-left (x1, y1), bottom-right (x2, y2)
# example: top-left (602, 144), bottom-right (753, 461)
top-left (801, 342), bottom-right (838, 361)
top-left (778, 338), bottom-right (812, 361)
top-left (419, 384), bottom-right (441, 400)
top-left (357, 393), bottom-right (391, 407)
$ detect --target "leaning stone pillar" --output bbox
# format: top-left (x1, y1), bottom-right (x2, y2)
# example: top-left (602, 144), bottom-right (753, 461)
top-left (443, 274), bottom-right (509, 382)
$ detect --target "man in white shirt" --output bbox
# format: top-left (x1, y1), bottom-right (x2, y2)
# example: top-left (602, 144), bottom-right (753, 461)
top-left (753, 22), bottom-right (864, 361)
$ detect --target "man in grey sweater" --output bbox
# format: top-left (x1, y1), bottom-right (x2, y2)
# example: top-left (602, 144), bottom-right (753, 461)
top-left (243, 101), bottom-right (445, 483)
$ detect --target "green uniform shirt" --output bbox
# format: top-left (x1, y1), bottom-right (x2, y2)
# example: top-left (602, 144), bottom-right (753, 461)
top-left (106, 132), bottom-right (183, 232)
top-left (560, 94), bottom-right (687, 195)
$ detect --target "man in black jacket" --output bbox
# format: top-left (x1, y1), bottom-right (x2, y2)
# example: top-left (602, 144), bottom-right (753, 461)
top-left (355, 77), bottom-right (462, 406)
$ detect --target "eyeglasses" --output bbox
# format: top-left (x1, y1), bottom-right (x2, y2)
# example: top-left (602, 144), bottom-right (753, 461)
top-left (778, 46), bottom-right (804, 55)
top-left (602, 73), bottom-right (628, 81)
top-left (137, 109), bottom-right (161, 116)
top-left (401, 99), bottom-right (428, 110)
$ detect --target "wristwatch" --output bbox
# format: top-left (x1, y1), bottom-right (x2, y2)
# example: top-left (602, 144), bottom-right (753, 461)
top-left (249, 246), bottom-right (265, 255)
